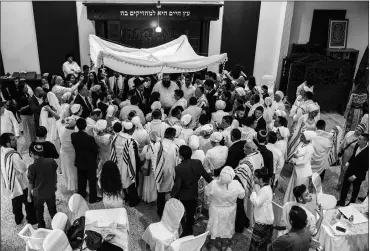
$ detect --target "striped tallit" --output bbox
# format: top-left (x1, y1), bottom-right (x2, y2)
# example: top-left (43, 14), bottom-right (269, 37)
top-left (110, 134), bottom-right (119, 164)
top-left (235, 158), bottom-right (254, 194)
top-left (1, 150), bottom-right (21, 192)
top-left (155, 140), bottom-right (165, 185)
top-left (122, 138), bottom-right (136, 182)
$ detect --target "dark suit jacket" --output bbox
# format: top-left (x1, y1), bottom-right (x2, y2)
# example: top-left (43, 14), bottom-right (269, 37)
top-left (347, 145), bottom-right (369, 181)
top-left (170, 159), bottom-right (213, 200)
top-left (257, 144), bottom-right (274, 177)
top-left (206, 89), bottom-right (217, 112)
top-left (73, 94), bottom-right (92, 119)
top-left (28, 95), bottom-right (47, 126)
top-left (71, 131), bottom-right (98, 170)
top-left (225, 140), bottom-right (247, 169)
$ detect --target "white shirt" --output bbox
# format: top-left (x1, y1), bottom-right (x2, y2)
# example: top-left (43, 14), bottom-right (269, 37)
top-left (1, 109), bottom-right (20, 137)
top-left (152, 81), bottom-right (179, 109)
top-left (85, 117), bottom-right (96, 136)
top-left (266, 143), bottom-right (284, 174)
top-left (293, 143), bottom-right (314, 178)
top-left (250, 185), bottom-right (274, 225)
top-left (181, 83), bottom-right (196, 102)
top-left (109, 75), bottom-right (124, 93)
top-left (62, 61), bottom-right (81, 78)
top-left (182, 105), bottom-right (202, 129)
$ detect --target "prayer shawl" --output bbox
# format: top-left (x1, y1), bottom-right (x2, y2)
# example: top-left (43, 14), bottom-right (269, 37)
top-left (110, 134), bottom-right (119, 164)
top-left (119, 134), bottom-right (139, 188)
top-left (235, 152), bottom-right (261, 194)
top-left (1, 148), bottom-right (21, 193)
top-left (311, 130), bottom-right (333, 174)
top-left (327, 126), bottom-right (343, 166)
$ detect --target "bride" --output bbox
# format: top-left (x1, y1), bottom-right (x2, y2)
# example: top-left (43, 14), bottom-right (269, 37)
top-left (39, 92), bottom-right (61, 145)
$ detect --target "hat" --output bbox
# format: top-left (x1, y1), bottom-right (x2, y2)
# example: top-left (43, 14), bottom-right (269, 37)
top-left (275, 110), bottom-right (287, 117)
top-left (61, 92), bottom-right (72, 102)
top-left (210, 132), bottom-right (223, 143)
top-left (265, 97), bottom-right (273, 107)
top-left (356, 123), bottom-right (366, 133)
top-left (43, 229), bottom-right (72, 251)
top-left (220, 166), bottom-right (235, 185)
top-left (201, 124), bottom-right (213, 135)
top-left (70, 104), bottom-right (81, 115)
top-left (173, 125), bottom-right (182, 137)
top-left (303, 85), bottom-right (314, 93)
top-left (131, 116), bottom-right (141, 127)
top-left (275, 91), bottom-right (284, 100)
top-left (189, 135), bottom-right (200, 150)
top-left (235, 87), bottom-right (246, 96)
top-left (151, 101), bottom-right (162, 111)
top-left (51, 212), bottom-right (68, 231)
top-left (181, 114), bottom-right (192, 126)
top-left (307, 103), bottom-right (320, 113)
top-left (303, 130), bottom-right (317, 141)
top-left (123, 121), bottom-right (133, 130)
top-left (215, 100), bottom-right (226, 110)
top-left (277, 126), bottom-right (290, 139)
top-left (94, 119), bottom-right (107, 132)
top-left (65, 117), bottom-right (76, 128)
top-left (32, 144), bottom-right (44, 153)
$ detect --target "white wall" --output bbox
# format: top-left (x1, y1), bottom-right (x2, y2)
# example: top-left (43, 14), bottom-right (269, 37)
top-left (76, 2), bottom-right (96, 67)
top-left (290, 1), bottom-right (369, 74)
top-left (208, 6), bottom-right (224, 73)
top-left (1, 2), bottom-right (41, 73)
top-left (253, 2), bottom-right (287, 86)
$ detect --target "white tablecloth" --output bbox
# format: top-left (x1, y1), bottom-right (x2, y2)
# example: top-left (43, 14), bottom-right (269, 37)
top-left (84, 208), bottom-right (129, 251)
top-left (318, 204), bottom-right (369, 251)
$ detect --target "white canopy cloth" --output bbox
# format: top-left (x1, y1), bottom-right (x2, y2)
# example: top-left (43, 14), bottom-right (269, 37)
top-left (89, 34), bottom-right (228, 75)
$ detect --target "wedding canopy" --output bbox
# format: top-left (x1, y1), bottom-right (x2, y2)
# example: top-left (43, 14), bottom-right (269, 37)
top-left (89, 34), bottom-right (227, 75)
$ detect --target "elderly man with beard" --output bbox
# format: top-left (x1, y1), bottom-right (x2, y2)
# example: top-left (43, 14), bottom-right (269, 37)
top-left (152, 73), bottom-right (179, 115)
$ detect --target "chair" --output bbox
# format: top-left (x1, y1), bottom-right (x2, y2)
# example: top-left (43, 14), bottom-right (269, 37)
top-left (312, 173), bottom-right (337, 210)
top-left (18, 224), bottom-right (53, 251)
top-left (51, 212), bottom-right (69, 231)
top-left (68, 193), bottom-right (89, 222)
top-left (142, 198), bottom-right (185, 251)
top-left (169, 231), bottom-right (209, 251)
top-left (261, 75), bottom-right (276, 96)
top-left (43, 229), bottom-right (73, 251)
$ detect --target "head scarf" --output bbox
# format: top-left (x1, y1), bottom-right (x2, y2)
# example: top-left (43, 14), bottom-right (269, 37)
top-left (307, 103), bottom-right (320, 113)
top-left (106, 105), bottom-right (115, 117)
top-left (210, 132), bottom-right (223, 143)
top-left (151, 101), bottom-right (162, 111)
top-left (275, 91), bottom-right (284, 100)
top-left (94, 119), bottom-right (107, 132)
top-left (189, 135), bottom-right (200, 150)
top-left (215, 100), bottom-right (226, 110)
top-left (70, 104), bottom-right (81, 115)
top-left (131, 116), bottom-right (142, 128)
top-left (65, 117), bottom-right (76, 128)
top-left (275, 110), bottom-right (287, 117)
top-left (123, 121), bottom-right (133, 130)
top-left (181, 114), bottom-right (192, 126)
top-left (201, 124), bottom-right (213, 136)
top-left (264, 97), bottom-right (273, 107)
top-left (61, 92), bottom-right (72, 102)
top-left (303, 130), bottom-right (317, 141)
top-left (235, 87), bottom-right (246, 97)
top-left (356, 123), bottom-right (366, 133)
top-left (277, 126), bottom-right (290, 139)
top-left (220, 166), bottom-right (235, 187)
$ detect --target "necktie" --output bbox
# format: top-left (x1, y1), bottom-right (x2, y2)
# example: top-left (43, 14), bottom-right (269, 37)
top-left (85, 97), bottom-right (92, 111)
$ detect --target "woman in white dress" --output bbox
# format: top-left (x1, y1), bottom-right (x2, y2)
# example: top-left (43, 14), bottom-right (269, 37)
top-left (205, 166), bottom-right (245, 249)
top-left (284, 130), bottom-right (316, 204)
top-left (198, 124), bottom-right (214, 154)
top-left (203, 132), bottom-right (228, 175)
top-left (100, 160), bottom-right (125, 209)
top-left (140, 131), bottom-right (158, 203)
top-left (178, 114), bottom-right (194, 144)
top-left (211, 100), bottom-right (229, 126)
top-left (58, 117), bottom-right (78, 191)
top-left (263, 97), bottom-right (275, 131)
top-left (94, 120), bottom-right (112, 178)
top-left (39, 92), bottom-right (61, 145)
top-left (275, 126), bottom-right (290, 160)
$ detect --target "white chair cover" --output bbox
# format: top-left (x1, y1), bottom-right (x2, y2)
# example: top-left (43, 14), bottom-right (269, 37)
top-left (142, 198), bottom-right (185, 251)
top-left (169, 231), bottom-right (209, 251)
top-left (312, 173), bottom-right (337, 210)
top-left (68, 194), bottom-right (89, 222)
top-left (51, 212), bottom-right (69, 231)
top-left (43, 229), bottom-right (72, 251)
top-left (18, 224), bottom-right (53, 251)
top-left (261, 75), bottom-right (276, 96)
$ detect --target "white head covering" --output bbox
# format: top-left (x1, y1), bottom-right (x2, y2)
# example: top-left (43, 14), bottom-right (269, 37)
top-left (181, 114), bottom-right (192, 126)
top-left (151, 101), bottom-right (162, 111)
top-left (70, 104), bottom-right (81, 115)
top-left (173, 125), bottom-right (182, 137)
top-left (51, 212), bottom-right (68, 231)
top-left (303, 130), bottom-right (317, 141)
top-left (275, 91), bottom-right (284, 100)
top-left (220, 166), bottom-right (235, 185)
top-left (106, 105), bottom-right (115, 117)
top-left (215, 100), bottom-right (226, 110)
top-left (235, 87), bottom-right (246, 96)
top-left (94, 119), bottom-right (107, 132)
top-left (307, 103), bottom-right (320, 113)
top-left (61, 92), bottom-right (72, 102)
top-left (65, 117), bottom-right (76, 128)
top-left (275, 110), bottom-right (287, 117)
top-left (201, 124), bottom-right (213, 135)
top-left (210, 132), bottom-right (223, 143)
top-left (123, 121), bottom-right (133, 130)
top-left (264, 97), bottom-right (273, 107)
top-left (131, 116), bottom-right (142, 128)
top-left (43, 229), bottom-right (72, 251)
top-left (189, 135), bottom-right (200, 150)
top-left (277, 126), bottom-right (290, 139)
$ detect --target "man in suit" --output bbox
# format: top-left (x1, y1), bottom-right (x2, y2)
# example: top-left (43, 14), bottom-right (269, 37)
top-left (28, 87), bottom-right (47, 129)
top-left (255, 130), bottom-right (274, 178)
top-left (337, 133), bottom-right (369, 206)
top-left (71, 118), bottom-right (102, 203)
top-left (108, 71), bottom-right (124, 98)
top-left (204, 79), bottom-right (217, 113)
top-left (170, 145), bottom-right (213, 236)
top-left (73, 84), bottom-right (92, 119)
top-left (222, 128), bottom-right (246, 171)
top-left (134, 78), bottom-right (146, 111)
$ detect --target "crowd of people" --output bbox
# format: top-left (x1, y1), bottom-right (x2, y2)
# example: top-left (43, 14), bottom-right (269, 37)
top-left (0, 55), bottom-right (369, 251)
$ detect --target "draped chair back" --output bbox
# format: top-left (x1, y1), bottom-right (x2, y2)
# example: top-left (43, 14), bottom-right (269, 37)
top-left (68, 194), bottom-right (89, 222)
top-left (161, 198), bottom-right (185, 233)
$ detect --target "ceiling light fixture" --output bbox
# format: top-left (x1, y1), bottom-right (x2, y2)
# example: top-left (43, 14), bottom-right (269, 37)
top-left (155, 1), bottom-right (162, 33)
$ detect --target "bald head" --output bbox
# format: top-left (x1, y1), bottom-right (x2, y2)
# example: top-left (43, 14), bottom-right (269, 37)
top-left (34, 87), bottom-right (44, 98)
top-left (55, 76), bottom-right (64, 86)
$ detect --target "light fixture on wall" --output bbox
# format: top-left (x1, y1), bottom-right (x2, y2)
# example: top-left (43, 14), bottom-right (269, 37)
top-left (155, 1), bottom-right (162, 33)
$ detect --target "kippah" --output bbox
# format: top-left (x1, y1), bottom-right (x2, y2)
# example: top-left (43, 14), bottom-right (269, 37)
top-left (33, 144), bottom-right (44, 153)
